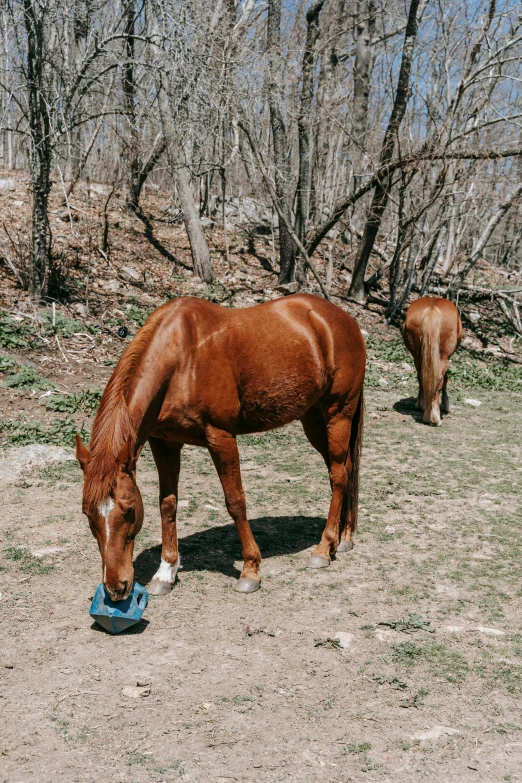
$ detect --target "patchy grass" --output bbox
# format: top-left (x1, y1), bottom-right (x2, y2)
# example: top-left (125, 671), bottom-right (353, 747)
top-left (0, 416), bottom-right (88, 447)
top-left (0, 314), bottom-right (32, 349)
top-left (364, 332), bottom-right (522, 392)
top-left (44, 389), bottom-right (102, 415)
top-left (3, 546), bottom-right (55, 575)
top-left (3, 366), bottom-right (55, 391)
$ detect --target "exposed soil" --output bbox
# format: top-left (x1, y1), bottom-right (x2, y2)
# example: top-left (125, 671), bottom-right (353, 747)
top-left (1, 373), bottom-right (522, 782)
top-left (2, 170), bottom-right (522, 782)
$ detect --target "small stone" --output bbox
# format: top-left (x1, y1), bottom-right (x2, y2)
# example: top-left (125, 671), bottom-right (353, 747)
top-left (378, 377), bottom-right (388, 387)
top-left (361, 329), bottom-right (369, 337)
top-left (446, 625), bottom-right (465, 633)
top-left (468, 311), bottom-right (481, 323)
top-left (120, 266), bottom-right (142, 283)
top-left (384, 525), bottom-right (395, 534)
top-left (89, 182), bottom-right (111, 196)
top-left (55, 209), bottom-right (78, 222)
top-left (122, 685), bottom-right (150, 698)
top-left (204, 504), bottom-right (219, 511)
top-left (202, 702), bottom-right (213, 710)
top-left (274, 281), bottom-right (300, 295)
top-left (0, 178), bottom-right (16, 190)
top-left (333, 632), bottom-right (355, 649)
top-left (464, 398), bottom-right (482, 407)
top-left (104, 279), bottom-right (120, 292)
top-left (178, 500), bottom-right (189, 508)
top-left (474, 626), bottom-right (505, 637)
top-left (32, 547), bottom-right (65, 558)
top-left (412, 726), bottom-right (460, 743)
top-left (369, 412), bottom-right (379, 419)
top-left (136, 678), bottom-right (151, 687)
top-left (71, 303), bottom-right (88, 317)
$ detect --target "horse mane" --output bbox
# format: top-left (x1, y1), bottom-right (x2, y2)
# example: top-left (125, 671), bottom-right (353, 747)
top-left (83, 306), bottom-right (167, 507)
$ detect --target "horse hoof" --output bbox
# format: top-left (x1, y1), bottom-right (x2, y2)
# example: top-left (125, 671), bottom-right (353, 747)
top-left (337, 540), bottom-right (354, 553)
top-left (309, 555), bottom-right (330, 569)
top-left (234, 577), bottom-right (261, 593)
top-left (147, 579), bottom-right (173, 596)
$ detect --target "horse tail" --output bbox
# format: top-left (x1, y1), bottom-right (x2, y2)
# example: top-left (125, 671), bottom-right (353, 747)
top-left (345, 389), bottom-right (364, 532)
top-left (420, 305), bottom-right (441, 413)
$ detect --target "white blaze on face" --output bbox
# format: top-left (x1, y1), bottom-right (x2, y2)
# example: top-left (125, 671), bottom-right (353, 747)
top-left (98, 496), bottom-right (115, 580)
top-left (153, 556), bottom-right (180, 585)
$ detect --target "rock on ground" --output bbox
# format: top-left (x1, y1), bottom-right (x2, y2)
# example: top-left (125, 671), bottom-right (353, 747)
top-left (0, 444), bottom-right (75, 481)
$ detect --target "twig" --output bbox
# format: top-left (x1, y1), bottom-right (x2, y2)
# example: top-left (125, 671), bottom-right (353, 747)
top-left (0, 234), bottom-right (25, 286)
top-left (55, 334), bottom-right (69, 363)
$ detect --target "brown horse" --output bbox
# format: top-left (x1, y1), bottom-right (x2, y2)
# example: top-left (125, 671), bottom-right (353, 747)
top-left (76, 294), bottom-right (366, 600)
top-left (402, 296), bottom-right (462, 426)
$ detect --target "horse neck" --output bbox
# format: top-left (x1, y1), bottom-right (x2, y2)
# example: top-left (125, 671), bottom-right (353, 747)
top-left (123, 349), bottom-right (170, 448)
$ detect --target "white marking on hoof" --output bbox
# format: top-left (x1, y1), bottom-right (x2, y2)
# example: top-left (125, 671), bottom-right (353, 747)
top-left (152, 557), bottom-right (180, 585)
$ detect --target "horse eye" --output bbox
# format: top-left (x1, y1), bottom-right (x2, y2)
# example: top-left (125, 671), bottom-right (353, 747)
top-left (123, 506), bottom-right (135, 522)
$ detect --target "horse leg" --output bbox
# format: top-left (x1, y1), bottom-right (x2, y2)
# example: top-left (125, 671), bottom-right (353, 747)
top-left (148, 437), bottom-right (182, 595)
top-left (206, 427), bottom-right (262, 593)
top-left (309, 414), bottom-right (351, 569)
top-left (414, 358), bottom-right (424, 410)
top-left (441, 367), bottom-right (450, 414)
top-left (301, 406), bottom-right (330, 470)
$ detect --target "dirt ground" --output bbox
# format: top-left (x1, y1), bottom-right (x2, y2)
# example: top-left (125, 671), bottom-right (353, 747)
top-left (1, 168), bottom-right (522, 782)
top-left (1, 358), bottom-right (522, 783)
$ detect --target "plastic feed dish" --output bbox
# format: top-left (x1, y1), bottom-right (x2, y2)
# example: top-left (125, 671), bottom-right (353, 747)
top-left (89, 582), bottom-right (149, 634)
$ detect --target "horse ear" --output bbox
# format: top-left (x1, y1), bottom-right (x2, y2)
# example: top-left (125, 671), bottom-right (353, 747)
top-left (116, 437), bottom-right (136, 474)
top-left (75, 434), bottom-right (91, 471)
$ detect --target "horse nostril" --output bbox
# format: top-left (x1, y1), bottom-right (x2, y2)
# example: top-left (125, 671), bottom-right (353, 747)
top-left (121, 580), bottom-right (128, 596)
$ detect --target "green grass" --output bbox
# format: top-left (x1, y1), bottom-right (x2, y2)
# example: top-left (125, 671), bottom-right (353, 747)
top-left (0, 416), bottom-right (88, 447)
top-left (392, 641), bottom-right (469, 683)
top-left (3, 546), bottom-right (55, 575)
top-left (3, 365), bottom-right (55, 391)
top-left (44, 388), bottom-right (102, 414)
top-left (0, 314), bottom-right (33, 349)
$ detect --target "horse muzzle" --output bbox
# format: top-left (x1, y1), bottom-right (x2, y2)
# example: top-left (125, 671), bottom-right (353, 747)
top-left (104, 578), bottom-right (132, 602)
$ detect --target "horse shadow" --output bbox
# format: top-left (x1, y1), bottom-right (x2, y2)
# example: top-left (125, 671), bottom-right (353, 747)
top-left (393, 396), bottom-right (424, 424)
top-left (133, 515), bottom-right (325, 583)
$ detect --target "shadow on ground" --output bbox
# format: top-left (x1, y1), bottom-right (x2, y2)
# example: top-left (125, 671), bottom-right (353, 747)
top-left (393, 396), bottom-right (425, 423)
top-left (133, 515), bottom-right (325, 583)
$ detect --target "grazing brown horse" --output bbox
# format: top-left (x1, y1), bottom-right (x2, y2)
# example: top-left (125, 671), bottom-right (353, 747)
top-left (76, 294), bottom-right (366, 600)
top-left (402, 296), bottom-right (462, 426)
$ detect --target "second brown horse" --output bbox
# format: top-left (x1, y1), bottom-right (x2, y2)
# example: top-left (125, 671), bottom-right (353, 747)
top-left (76, 294), bottom-right (366, 599)
top-left (403, 296), bottom-right (462, 426)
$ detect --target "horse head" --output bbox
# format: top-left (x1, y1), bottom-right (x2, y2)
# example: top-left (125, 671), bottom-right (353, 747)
top-left (76, 435), bottom-right (144, 601)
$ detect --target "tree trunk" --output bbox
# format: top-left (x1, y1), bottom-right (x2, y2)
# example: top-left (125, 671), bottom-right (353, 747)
top-left (176, 166), bottom-right (215, 283)
top-left (350, 0), bottom-right (375, 189)
top-left (267, 0), bottom-right (295, 283)
top-left (348, 0), bottom-right (422, 301)
top-left (24, 0), bottom-right (52, 299)
top-left (295, 0), bottom-right (325, 248)
top-left (123, 0), bottom-right (140, 211)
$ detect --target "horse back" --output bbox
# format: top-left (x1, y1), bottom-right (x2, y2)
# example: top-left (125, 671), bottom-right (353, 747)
top-left (147, 295), bottom-right (366, 436)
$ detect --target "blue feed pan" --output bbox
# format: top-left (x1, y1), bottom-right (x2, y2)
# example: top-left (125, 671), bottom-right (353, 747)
top-left (89, 582), bottom-right (149, 634)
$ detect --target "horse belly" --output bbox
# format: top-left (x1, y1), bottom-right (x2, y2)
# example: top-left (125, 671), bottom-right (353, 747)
top-left (237, 359), bottom-right (325, 433)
